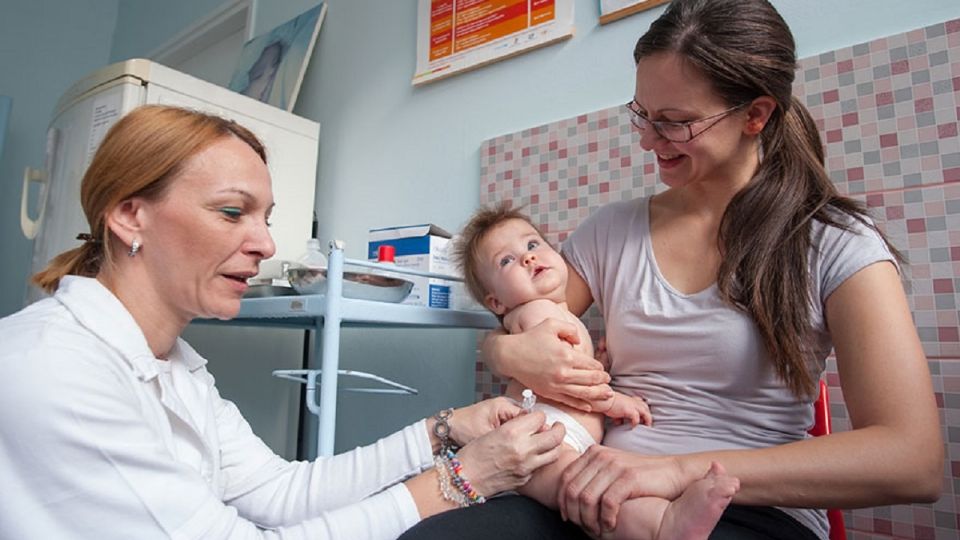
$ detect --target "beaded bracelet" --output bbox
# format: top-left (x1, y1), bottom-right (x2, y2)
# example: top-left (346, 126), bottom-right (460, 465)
top-left (433, 454), bottom-right (468, 507)
top-left (443, 447), bottom-right (486, 506)
top-left (433, 449), bottom-right (487, 507)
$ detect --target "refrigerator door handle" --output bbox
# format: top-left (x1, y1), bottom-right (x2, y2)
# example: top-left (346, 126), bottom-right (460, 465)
top-left (20, 166), bottom-right (47, 239)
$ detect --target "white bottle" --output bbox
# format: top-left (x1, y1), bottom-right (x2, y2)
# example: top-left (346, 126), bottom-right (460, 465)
top-left (298, 238), bottom-right (328, 269)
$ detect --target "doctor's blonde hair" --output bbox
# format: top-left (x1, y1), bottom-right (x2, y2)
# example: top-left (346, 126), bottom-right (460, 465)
top-left (32, 105), bottom-right (266, 293)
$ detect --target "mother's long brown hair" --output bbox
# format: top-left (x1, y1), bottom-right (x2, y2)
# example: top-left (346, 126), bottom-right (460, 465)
top-left (32, 105), bottom-right (266, 293)
top-left (634, 0), bottom-right (901, 398)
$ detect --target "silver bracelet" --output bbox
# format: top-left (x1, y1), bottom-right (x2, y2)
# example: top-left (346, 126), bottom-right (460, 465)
top-left (433, 408), bottom-right (455, 452)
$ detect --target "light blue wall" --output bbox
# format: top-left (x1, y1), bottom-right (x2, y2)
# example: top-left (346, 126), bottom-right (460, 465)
top-left (261, 0), bottom-right (960, 262)
top-left (2, 0), bottom-right (958, 449)
top-left (0, 0), bottom-right (118, 317)
top-left (109, 0), bottom-right (229, 62)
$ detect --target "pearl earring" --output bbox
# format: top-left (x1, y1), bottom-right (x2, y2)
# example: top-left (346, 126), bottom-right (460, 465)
top-left (128, 240), bottom-right (141, 257)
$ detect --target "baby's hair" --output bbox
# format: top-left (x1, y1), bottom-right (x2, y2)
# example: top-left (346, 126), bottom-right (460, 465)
top-left (453, 202), bottom-right (546, 305)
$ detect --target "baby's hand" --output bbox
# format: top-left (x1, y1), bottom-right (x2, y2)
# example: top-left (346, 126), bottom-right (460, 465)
top-left (594, 336), bottom-right (610, 371)
top-left (604, 393), bottom-right (652, 427)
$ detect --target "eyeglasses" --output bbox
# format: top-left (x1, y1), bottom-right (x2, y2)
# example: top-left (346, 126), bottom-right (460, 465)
top-left (625, 100), bottom-right (749, 143)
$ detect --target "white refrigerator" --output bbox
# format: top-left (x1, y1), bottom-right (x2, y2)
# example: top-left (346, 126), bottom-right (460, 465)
top-left (19, 59), bottom-right (320, 459)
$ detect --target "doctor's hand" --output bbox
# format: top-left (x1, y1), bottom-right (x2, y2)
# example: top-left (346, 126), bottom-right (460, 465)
top-left (482, 321), bottom-right (613, 412)
top-left (457, 411), bottom-right (566, 497)
top-left (444, 397), bottom-right (523, 448)
top-left (558, 446), bottom-right (690, 536)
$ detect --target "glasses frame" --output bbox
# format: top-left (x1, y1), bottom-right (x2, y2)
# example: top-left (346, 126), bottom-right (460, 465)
top-left (625, 100), bottom-right (750, 143)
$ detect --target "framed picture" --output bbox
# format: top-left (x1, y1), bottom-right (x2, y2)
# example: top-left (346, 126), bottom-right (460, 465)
top-left (599, 0), bottom-right (669, 25)
top-left (413, 0), bottom-right (575, 86)
top-left (228, 2), bottom-right (327, 111)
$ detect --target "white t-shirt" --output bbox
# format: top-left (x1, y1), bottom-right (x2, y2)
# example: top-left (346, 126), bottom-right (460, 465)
top-left (0, 276), bottom-right (432, 539)
top-left (562, 196), bottom-right (896, 539)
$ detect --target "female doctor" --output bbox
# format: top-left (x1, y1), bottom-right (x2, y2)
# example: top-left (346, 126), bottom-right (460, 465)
top-left (0, 105), bottom-right (565, 539)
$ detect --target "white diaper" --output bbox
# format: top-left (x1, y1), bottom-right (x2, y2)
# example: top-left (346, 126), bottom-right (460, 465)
top-left (533, 402), bottom-right (597, 455)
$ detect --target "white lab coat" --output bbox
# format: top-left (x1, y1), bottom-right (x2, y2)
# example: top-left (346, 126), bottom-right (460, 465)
top-left (0, 276), bottom-right (433, 539)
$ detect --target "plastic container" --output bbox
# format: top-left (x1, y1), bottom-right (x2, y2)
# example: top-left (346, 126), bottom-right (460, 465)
top-left (298, 238), bottom-right (328, 269)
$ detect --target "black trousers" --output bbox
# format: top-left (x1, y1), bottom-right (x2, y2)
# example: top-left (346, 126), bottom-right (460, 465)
top-left (398, 495), bottom-right (821, 540)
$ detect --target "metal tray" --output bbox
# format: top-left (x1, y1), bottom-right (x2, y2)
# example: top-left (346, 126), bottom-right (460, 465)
top-left (286, 267), bottom-right (414, 303)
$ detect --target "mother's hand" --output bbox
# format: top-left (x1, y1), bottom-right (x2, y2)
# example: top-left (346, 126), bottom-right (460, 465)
top-left (457, 411), bottom-right (566, 497)
top-left (483, 319), bottom-right (613, 411)
top-left (558, 445), bottom-right (690, 536)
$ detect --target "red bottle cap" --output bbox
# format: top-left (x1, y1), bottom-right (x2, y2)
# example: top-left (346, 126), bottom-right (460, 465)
top-left (377, 244), bottom-right (396, 263)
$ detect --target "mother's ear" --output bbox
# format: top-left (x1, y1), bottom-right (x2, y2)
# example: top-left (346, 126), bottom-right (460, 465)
top-left (744, 96), bottom-right (777, 136)
top-left (104, 197), bottom-right (147, 249)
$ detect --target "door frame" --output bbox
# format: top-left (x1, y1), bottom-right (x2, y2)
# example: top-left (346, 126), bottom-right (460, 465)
top-left (148, 0), bottom-right (254, 67)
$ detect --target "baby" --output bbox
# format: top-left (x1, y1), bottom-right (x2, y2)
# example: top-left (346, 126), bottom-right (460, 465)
top-left (454, 204), bottom-right (739, 539)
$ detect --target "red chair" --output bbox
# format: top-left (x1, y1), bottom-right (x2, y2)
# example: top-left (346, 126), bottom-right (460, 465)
top-left (809, 380), bottom-right (848, 540)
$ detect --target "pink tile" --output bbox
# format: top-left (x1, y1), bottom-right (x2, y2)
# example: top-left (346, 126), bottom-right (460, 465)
top-left (838, 59), bottom-right (854, 73)
top-left (876, 91), bottom-right (894, 106)
top-left (847, 167), bottom-right (865, 181)
top-left (934, 278), bottom-right (956, 294)
top-left (842, 112), bottom-right (860, 126)
top-left (922, 156), bottom-right (942, 172)
top-left (940, 123), bottom-right (959, 138)
top-left (873, 518), bottom-right (893, 534)
top-left (885, 206), bottom-right (904, 220)
top-left (945, 167), bottom-right (960, 183)
top-left (827, 129), bottom-right (843, 143)
top-left (891, 59), bottom-right (910, 75)
top-left (939, 311), bottom-right (960, 326)
top-left (897, 116), bottom-right (916, 130)
top-left (880, 133), bottom-right (899, 147)
top-left (823, 89), bottom-right (840, 104)
top-left (915, 97), bottom-right (934, 113)
top-left (947, 19), bottom-right (960, 34)
top-left (906, 218), bottom-right (926, 233)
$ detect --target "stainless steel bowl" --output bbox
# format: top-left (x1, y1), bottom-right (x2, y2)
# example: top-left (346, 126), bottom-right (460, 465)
top-left (286, 266), bottom-right (414, 303)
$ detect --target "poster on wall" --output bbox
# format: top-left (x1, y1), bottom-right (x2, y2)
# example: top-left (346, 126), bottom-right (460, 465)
top-left (228, 2), bottom-right (327, 111)
top-left (599, 0), bottom-right (669, 25)
top-left (413, 0), bottom-right (574, 86)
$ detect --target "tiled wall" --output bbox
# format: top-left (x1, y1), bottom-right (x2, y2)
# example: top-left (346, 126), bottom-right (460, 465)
top-left (476, 18), bottom-right (960, 540)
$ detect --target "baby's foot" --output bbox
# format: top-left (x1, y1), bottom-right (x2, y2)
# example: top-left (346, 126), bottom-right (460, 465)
top-left (656, 462), bottom-right (739, 540)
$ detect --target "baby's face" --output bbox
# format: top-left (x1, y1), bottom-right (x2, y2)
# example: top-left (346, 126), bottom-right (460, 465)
top-left (477, 218), bottom-right (568, 315)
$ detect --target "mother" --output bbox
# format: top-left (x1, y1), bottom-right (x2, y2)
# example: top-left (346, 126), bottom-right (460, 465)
top-left (404, 0), bottom-right (942, 539)
top-left (0, 105), bottom-right (564, 539)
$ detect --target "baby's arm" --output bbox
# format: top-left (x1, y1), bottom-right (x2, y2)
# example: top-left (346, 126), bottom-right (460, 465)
top-left (502, 298), bottom-right (567, 335)
top-left (600, 391), bottom-right (652, 427)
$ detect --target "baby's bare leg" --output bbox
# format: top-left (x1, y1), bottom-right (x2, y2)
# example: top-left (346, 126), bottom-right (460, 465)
top-left (604, 462), bottom-right (739, 540)
top-left (516, 444), bottom-right (579, 509)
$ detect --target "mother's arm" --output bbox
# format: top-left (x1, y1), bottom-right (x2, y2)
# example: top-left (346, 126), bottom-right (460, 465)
top-left (481, 262), bottom-right (613, 411)
top-left (560, 261), bottom-right (943, 533)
